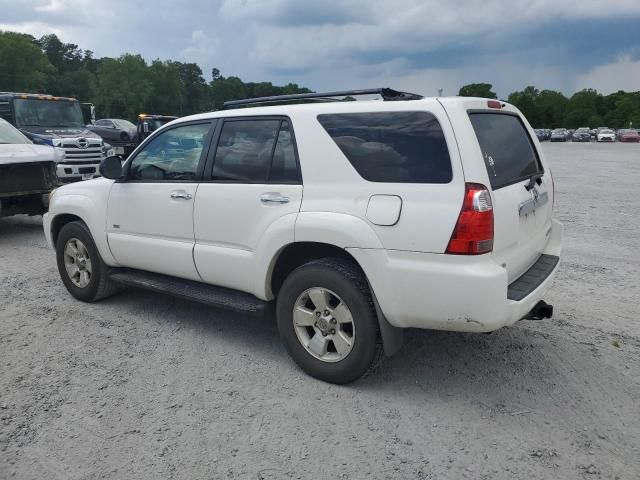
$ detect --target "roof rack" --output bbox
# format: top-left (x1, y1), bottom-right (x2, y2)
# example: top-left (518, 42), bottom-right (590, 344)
top-left (222, 88), bottom-right (423, 109)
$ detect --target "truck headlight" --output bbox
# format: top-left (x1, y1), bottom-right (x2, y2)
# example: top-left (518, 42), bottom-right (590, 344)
top-left (52, 138), bottom-right (62, 147)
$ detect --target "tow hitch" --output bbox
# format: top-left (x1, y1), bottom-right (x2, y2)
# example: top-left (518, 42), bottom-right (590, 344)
top-left (525, 300), bottom-right (553, 320)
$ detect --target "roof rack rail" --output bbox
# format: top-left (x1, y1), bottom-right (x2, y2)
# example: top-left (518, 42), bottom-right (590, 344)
top-left (222, 88), bottom-right (423, 109)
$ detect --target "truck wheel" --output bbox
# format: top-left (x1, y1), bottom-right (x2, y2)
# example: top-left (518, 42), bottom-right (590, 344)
top-left (56, 221), bottom-right (119, 302)
top-left (276, 258), bottom-right (383, 384)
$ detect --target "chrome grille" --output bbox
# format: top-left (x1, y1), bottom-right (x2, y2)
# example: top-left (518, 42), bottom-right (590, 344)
top-left (60, 140), bottom-right (104, 163)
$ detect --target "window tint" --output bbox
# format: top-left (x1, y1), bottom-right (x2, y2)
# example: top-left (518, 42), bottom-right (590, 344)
top-left (469, 113), bottom-right (541, 190)
top-left (212, 120), bottom-right (280, 182)
top-left (128, 123), bottom-right (210, 181)
top-left (269, 121), bottom-right (298, 183)
top-left (317, 111), bottom-right (452, 183)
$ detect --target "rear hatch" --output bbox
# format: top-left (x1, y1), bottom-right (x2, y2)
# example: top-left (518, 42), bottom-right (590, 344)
top-left (440, 98), bottom-right (554, 283)
top-left (470, 109), bottom-right (553, 282)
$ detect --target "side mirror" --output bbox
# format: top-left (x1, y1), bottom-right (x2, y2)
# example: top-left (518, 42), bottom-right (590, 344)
top-left (99, 155), bottom-right (123, 180)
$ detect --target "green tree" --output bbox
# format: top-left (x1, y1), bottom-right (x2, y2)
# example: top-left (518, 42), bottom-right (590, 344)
top-left (536, 90), bottom-right (568, 128)
top-left (508, 86), bottom-right (542, 126)
top-left (0, 31), bottom-right (54, 91)
top-left (458, 83), bottom-right (497, 99)
top-left (147, 60), bottom-right (184, 115)
top-left (95, 54), bottom-right (152, 119)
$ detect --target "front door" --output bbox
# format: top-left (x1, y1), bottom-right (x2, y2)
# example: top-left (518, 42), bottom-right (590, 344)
top-left (107, 121), bottom-right (214, 280)
top-left (193, 118), bottom-right (303, 296)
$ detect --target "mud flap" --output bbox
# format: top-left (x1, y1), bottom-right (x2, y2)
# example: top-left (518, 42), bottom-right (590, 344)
top-left (368, 282), bottom-right (404, 357)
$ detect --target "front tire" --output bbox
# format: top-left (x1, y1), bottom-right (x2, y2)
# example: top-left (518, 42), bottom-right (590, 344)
top-left (56, 221), bottom-right (119, 302)
top-left (276, 258), bottom-right (383, 384)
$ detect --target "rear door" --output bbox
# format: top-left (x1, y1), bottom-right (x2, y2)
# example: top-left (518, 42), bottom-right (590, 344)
top-left (466, 108), bottom-right (553, 281)
top-left (193, 117), bottom-right (302, 296)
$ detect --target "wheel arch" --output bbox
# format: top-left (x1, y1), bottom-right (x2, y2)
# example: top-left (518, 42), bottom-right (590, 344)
top-left (51, 213), bottom-right (85, 247)
top-left (268, 241), bottom-right (403, 357)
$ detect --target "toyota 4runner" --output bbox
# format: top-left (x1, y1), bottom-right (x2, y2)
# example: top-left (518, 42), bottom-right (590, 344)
top-left (43, 88), bottom-right (562, 384)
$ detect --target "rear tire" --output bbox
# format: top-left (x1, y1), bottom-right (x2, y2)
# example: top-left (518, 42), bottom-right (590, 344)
top-left (276, 258), bottom-right (383, 384)
top-left (56, 221), bottom-right (119, 302)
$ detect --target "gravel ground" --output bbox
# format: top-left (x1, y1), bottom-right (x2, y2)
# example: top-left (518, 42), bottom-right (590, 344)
top-left (1, 142), bottom-right (639, 480)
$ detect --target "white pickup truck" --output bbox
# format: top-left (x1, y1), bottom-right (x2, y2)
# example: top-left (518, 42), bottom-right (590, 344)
top-left (44, 89), bottom-right (562, 384)
top-left (0, 118), bottom-right (61, 218)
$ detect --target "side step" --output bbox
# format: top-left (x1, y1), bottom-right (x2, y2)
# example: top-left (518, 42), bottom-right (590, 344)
top-left (109, 269), bottom-right (269, 316)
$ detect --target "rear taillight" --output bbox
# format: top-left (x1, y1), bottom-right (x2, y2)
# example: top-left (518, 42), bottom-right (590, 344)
top-left (446, 183), bottom-right (494, 255)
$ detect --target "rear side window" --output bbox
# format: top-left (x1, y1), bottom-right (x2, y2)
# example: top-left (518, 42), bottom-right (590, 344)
top-left (317, 111), bottom-right (452, 183)
top-left (211, 119), bottom-right (299, 183)
top-left (469, 113), bottom-right (542, 190)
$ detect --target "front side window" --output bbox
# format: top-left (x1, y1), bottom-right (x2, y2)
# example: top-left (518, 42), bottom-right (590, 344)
top-left (212, 119), bottom-right (298, 183)
top-left (317, 111), bottom-right (452, 183)
top-left (128, 123), bottom-right (211, 181)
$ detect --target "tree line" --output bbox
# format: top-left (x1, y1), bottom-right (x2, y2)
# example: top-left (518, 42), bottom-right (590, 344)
top-left (1, 30), bottom-right (639, 128)
top-left (0, 31), bottom-right (310, 120)
top-left (459, 83), bottom-right (640, 129)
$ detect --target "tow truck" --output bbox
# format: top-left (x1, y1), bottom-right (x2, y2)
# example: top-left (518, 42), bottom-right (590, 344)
top-left (0, 92), bottom-right (109, 183)
top-left (136, 114), bottom-right (178, 145)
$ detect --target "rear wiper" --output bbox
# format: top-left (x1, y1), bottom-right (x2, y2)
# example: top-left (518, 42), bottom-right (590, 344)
top-left (524, 172), bottom-right (544, 191)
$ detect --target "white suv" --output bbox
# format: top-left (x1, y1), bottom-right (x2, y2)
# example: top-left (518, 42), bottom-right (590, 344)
top-left (43, 89), bottom-right (562, 384)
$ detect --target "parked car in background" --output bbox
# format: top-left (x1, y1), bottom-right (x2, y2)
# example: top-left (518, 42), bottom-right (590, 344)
top-left (535, 129), bottom-right (546, 141)
top-left (617, 129), bottom-right (640, 143)
top-left (597, 129), bottom-right (616, 142)
top-left (0, 118), bottom-right (61, 218)
top-left (590, 128), bottom-right (598, 138)
top-left (571, 127), bottom-right (591, 142)
top-left (550, 128), bottom-right (569, 142)
top-left (87, 119), bottom-right (137, 158)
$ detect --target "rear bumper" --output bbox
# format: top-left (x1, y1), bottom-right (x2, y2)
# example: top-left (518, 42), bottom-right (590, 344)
top-left (348, 219), bottom-right (563, 333)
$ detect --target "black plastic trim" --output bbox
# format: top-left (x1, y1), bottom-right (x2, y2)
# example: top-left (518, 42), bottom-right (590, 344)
top-left (109, 268), bottom-right (269, 315)
top-left (507, 254), bottom-right (559, 301)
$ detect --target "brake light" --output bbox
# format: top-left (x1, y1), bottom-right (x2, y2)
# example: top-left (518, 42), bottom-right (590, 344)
top-left (446, 183), bottom-right (494, 255)
top-left (487, 100), bottom-right (502, 109)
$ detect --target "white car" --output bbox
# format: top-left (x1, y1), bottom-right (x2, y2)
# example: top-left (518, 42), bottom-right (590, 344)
top-left (597, 129), bottom-right (616, 142)
top-left (43, 89), bottom-right (562, 384)
top-left (0, 118), bottom-right (62, 218)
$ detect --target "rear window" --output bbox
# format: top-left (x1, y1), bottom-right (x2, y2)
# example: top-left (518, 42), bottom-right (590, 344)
top-left (469, 113), bottom-right (542, 190)
top-left (317, 111), bottom-right (452, 183)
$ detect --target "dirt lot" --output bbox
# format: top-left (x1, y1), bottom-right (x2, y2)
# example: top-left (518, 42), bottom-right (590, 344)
top-left (1, 142), bottom-right (639, 480)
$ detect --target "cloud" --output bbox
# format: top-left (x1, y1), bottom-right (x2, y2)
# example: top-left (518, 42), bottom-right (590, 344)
top-left (0, 0), bottom-right (639, 95)
top-left (574, 54), bottom-right (640, 93)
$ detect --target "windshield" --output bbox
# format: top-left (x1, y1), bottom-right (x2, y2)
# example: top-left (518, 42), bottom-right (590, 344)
top-left (115, 119), bottom-right (135, 130)
top-left (13, 98), bottom-right (84, 128)
top-left (0, 119), bottom-right (31, 144)
top-left (149, 119), bottom-right (172, 131)
top-left (552, 129), bottom-right (566, 134)
top-left (601, 129), bottom-right (614, 134)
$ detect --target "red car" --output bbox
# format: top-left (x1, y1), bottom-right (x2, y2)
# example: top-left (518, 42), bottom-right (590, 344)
top-left (617, 129), bottom-right (640, 142)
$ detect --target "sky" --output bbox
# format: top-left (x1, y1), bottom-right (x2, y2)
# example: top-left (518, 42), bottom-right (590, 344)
top-left (1, 0), bottom-right (640, 98)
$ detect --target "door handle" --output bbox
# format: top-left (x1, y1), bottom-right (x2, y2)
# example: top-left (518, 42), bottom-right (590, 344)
top-left (260, 193), bottom-right (290, 204)
top-left (170, 191), bottom-right (192, 200)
